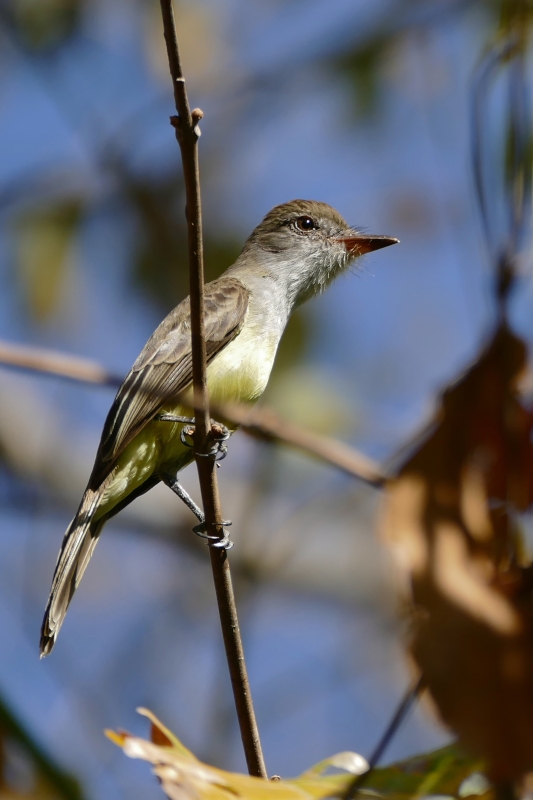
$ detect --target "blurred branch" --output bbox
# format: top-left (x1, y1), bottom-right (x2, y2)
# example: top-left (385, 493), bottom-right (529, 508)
top-left (0, 338), bottom-right (385, 485)
top-left (471, 14), bottom-right (532, 308)
top-left (0, 341), bottom-right (121, 386)
top-left (158, 0), bottom-right (267, 779)
top-left (218, 403), bottom-right (385, 486)
top-left (471, 36), bottom-right (517, 255)
top-left (342, 675), bottom-right (425, 800)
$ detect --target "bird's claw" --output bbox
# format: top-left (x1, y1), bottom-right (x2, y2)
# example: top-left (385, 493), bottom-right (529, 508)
top-left (195, 420), bottom-right (231, 460)
top-left (210, 421), bottom-right (231, 443)
top-left (180, 424), bottom-right (196, 447)
top-left (192, 520), bottom-right (233, 549)
top-left (156, 413), bottom-right (196, 447)
top-left (214, 444), bottom-right (228, 462)
top-left (156, 414), bottom-right (230, 459)
top-left (159, 415), bottom-right (233, 547)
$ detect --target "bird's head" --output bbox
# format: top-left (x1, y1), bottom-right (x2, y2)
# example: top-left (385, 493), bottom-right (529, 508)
top-left (241, 199), bottom-right (398, 307)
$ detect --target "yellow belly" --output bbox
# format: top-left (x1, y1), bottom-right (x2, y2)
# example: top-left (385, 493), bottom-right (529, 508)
top-left (186, 322), bottom-right (279, 405)
top-left (95, 324), bottom-right (280, 520)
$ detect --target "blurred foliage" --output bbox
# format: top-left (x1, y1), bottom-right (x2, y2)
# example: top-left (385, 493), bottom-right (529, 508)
top-left (378, 5), bottom-right (533, 782)
top-left (498, 0), bottom-right (533, 35)
top-left (13, 200), bottom-right (82, 323)
top-left (382, 324), bottom-right (533, 782)
top-left (358, 743), bottom-right (489, 800)
top-left (326, 0), bottom-right (512, 118)
top-left (123, 172), bottom-right (243, 310)
top-left (109, 708), bottom-right (493, 800)
top-left (0, 693), bottom-right (82, 799)
top-left (143, 0), bottom-right (229, 92)
top-left (332, 34), bottom-right (395, 118)
top-left (5, 0), bottom-right (83, 51)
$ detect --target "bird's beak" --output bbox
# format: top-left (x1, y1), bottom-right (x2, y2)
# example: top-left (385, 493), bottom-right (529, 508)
top-left (338, 234), bottom-right (399, 255)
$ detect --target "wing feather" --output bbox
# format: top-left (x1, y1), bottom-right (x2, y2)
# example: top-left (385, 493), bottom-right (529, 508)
top-left (89, 277), bottom-right (250, 487)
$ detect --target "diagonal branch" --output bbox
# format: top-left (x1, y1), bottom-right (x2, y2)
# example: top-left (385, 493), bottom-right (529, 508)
top-left (0, 341), bottom-right (122, 386)
top-left (218, 403), bottom-right (385, 486)
top-left (342, 675), bottom-right (425, 800)
top-left (158, 0), bottom-right (267, 778)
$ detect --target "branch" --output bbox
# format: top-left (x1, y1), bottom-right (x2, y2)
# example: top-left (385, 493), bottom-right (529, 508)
top-left (218, 403), bottom-right (385, 487)
top-left (0, 341), bottom-right (121, 386)
top-left (158, 0), bottom-right (266, 778)
top-left (0, 339), bottom-right (386, 486)
top-left (342, 675), bottom-right (425, 800)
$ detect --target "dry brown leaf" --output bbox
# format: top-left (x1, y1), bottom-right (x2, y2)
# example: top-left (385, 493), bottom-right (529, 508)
top-left (382, 325), bottom-right (533, 781)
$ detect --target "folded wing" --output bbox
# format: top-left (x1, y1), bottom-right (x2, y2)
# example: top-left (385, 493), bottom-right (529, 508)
top-left (91, 277), bottom-right (250, 486)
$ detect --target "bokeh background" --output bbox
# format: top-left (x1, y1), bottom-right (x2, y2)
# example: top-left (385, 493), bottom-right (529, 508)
top-left (0, 0), bottom-right (528, 797)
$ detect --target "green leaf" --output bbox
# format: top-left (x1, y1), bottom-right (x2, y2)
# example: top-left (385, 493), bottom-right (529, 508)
top-left (361, 744), bottom-right (488, 800)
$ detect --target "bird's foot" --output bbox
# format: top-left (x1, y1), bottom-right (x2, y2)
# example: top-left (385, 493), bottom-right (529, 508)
top-left (156, 414), bottom-right (196, 447)
top-left (193, 519), bottom-right (233, 550)
top-left (162, 474), bottom-right (234, 549)
top-left (156, 414), bottom-right (230, 461)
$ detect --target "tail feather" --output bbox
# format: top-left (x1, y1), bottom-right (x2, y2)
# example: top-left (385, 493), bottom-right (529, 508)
top-left (40, 489), bottom-right (104, 657)
top-left (40, 473), bottom-right (162, 656)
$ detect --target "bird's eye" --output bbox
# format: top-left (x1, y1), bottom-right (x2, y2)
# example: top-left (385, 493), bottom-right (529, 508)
top-left (295, 216), bottom-right (316, 231)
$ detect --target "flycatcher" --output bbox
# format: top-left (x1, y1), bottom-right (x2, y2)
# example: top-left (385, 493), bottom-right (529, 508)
top-left (40, 199), bottom-right (398, 655)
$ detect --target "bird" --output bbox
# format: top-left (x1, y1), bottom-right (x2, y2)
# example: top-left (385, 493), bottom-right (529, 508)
top-left (40, 199), bottom-right (398, 656)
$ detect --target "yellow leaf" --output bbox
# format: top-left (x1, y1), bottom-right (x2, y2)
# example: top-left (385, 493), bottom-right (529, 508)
top-left (108, 709), bottom-right (367, 800)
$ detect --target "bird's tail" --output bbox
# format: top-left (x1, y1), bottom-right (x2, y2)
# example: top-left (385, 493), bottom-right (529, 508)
top-left (40, 488), bottom-right (105, 657)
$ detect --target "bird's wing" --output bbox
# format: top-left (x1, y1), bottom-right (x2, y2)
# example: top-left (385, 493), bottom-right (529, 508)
top-left (90, 277), bottom-right (250, 486)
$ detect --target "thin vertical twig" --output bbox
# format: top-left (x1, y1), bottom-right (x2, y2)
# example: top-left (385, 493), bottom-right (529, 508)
top-left (158, 0), bottom-right (266, 778)
top-left (471, 23), bottom-right (531, 309)
top-left (342, 675), bottom-right (425, 800)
